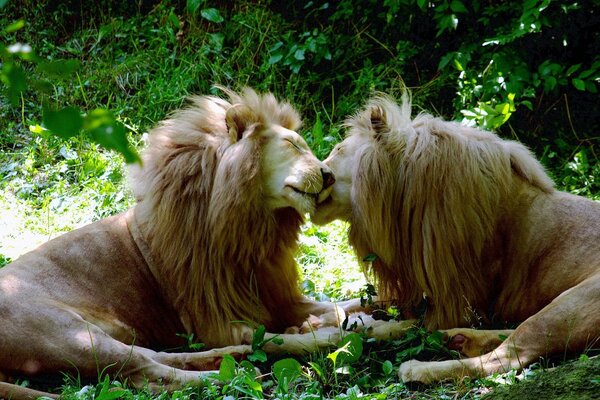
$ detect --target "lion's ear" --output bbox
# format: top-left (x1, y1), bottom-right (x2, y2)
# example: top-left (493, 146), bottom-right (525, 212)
top-left (369, 105), bottom-right (388, 139)
top-left (226, 104), bottom-right (257, 141)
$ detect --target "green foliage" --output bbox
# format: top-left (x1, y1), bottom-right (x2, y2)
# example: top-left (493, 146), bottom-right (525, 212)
top-left (393, 327), bottom-right (456, 363)
top-left (175, 333), bottom-right (205, 351)
top-left (0, 14), bottom-right (139, 163)
top-left (0, 0), bottom-right (598, 398)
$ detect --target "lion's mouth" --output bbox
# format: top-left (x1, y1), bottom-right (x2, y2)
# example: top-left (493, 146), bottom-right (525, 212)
top-left (287, 185), bottom-right (319, 198)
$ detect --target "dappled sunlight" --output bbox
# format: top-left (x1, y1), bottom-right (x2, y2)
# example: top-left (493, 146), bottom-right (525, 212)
top-left (0, 274), bottom-right (21, 295)
top-left (74, 330), bottom-right (95, 351)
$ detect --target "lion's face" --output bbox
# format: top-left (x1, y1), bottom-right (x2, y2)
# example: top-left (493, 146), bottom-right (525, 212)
top-left (311, 132), bottom-right (365, 224)
top-left (261, 125), bottom-right (335, 215)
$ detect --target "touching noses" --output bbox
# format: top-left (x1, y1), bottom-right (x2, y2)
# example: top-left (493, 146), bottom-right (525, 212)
top-left (321, 168), bottom-right (335, 190)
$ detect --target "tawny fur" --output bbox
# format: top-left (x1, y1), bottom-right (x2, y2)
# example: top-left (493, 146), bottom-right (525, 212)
top-left (0, 88), bottom-right (350, 399)
top-left (129, 89), bottom-right (308, 346)
top-left (348, 95), bottom-right (555, 328)
top-left (313, 93), bottom-right (600, 382)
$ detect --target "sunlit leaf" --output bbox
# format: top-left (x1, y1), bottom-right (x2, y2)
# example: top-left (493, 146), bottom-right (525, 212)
top-left (84, 109), bottom-right (140, 163)
top-left (4, 20), bottom-right (24, 33)
top-left (331, 333), bottom-right (363, 366)
top-left (453, 58), bottom-right (464, 71)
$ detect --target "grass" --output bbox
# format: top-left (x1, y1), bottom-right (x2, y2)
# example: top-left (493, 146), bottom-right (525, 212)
top-left (1, 1), bottom-right (599, 399)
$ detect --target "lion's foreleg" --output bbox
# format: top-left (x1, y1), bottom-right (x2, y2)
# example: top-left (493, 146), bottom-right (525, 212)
top-left (0, 382), bottom-right (59, 400)
top-left (399, 274), bottom-right (600, 383)
top-left (140, 345), bottom-right (252, 370)
top-left (441, 328), bottom-right (515, 357)
top-left (262, 327), bottom-right (343, 354)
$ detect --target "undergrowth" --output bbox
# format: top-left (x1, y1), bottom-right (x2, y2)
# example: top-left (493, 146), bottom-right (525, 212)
top-left (1, 1), bottom-right (598, 399)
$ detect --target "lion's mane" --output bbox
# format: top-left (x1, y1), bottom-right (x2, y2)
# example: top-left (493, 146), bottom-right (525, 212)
top-left (129, 88), bottom-right (305, 347)
top-left (347, 94), bottom-right (555, 329)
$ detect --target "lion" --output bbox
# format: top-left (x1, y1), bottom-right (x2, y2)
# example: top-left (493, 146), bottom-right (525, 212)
top-left (0, 88), bottom-right (357, 399)
top-left (312, 93), bottom-right (600, 383)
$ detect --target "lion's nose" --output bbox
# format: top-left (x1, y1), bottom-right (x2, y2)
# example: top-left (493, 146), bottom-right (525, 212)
top-left (321, 168), bottom-right (335, 190)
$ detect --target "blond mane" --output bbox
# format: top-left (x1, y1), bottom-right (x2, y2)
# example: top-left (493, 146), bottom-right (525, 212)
top-left (129, 88), bottom-right (305, 346)
top-left (347, 94), bottom-right (555, 328)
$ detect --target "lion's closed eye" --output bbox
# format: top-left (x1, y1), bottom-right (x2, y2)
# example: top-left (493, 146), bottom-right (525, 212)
top-left (285, 138), bottom-right (303, 152)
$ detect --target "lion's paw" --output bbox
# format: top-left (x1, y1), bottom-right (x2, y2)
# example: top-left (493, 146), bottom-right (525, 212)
top-left (398, 359), bottom-right (430, 383)
top-left (299, 314), bottom-right (326, 333)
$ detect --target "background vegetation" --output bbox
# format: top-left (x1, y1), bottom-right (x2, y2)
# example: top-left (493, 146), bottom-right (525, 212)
top-left (1, 0), bottom-right (599, 398)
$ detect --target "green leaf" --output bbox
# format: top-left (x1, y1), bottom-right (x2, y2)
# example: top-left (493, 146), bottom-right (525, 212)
top-left (273, 358), bottom-right (302, 385)
top-left (251, 325), bottom-right (266, 350)
top-left (95, 376), bottom-right (126, 400)
top-left (307, 361), bottom-right (324, 379)
top-left (312, 113), bottom-right (323, 142)
top-left (335, 333), bottom-right (363, 365)
top-left (4, 20), bottom-right (24, 33)
top-left (450, 0), bottom-right (468, 13)
top-left (247, 349), bottom-right (267, 362)
top-left (37, 59), bottom-right (80, 79)
top-left (43, 106), bottom-right (83, 138)
top-left (201, 8), bottom-right (224, 23)
top-left (363, 253), bottom-right (378, 262)
top-left (585, 81), bottom-right (597, 93)
top-left (186, 0), bottom-right (203, 15)
top-left (453, 58), bottom-right (464, 72)
top-left (294, 49), bottom-right (305, 61)
top-left (219, 354), bottom-right (236, 381)
top-left (566, 64), bottom-right (581, 76)
top-left (84, 109), bottom-right (140, 163)
top-left (268, 53), bottom-right (283, 65)
top-left (572, 78), bottom-right (586, 91)
top-left (382, 360), bottom-right (394, 375)
top-left (3, 63), bottom-right (28, 105)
